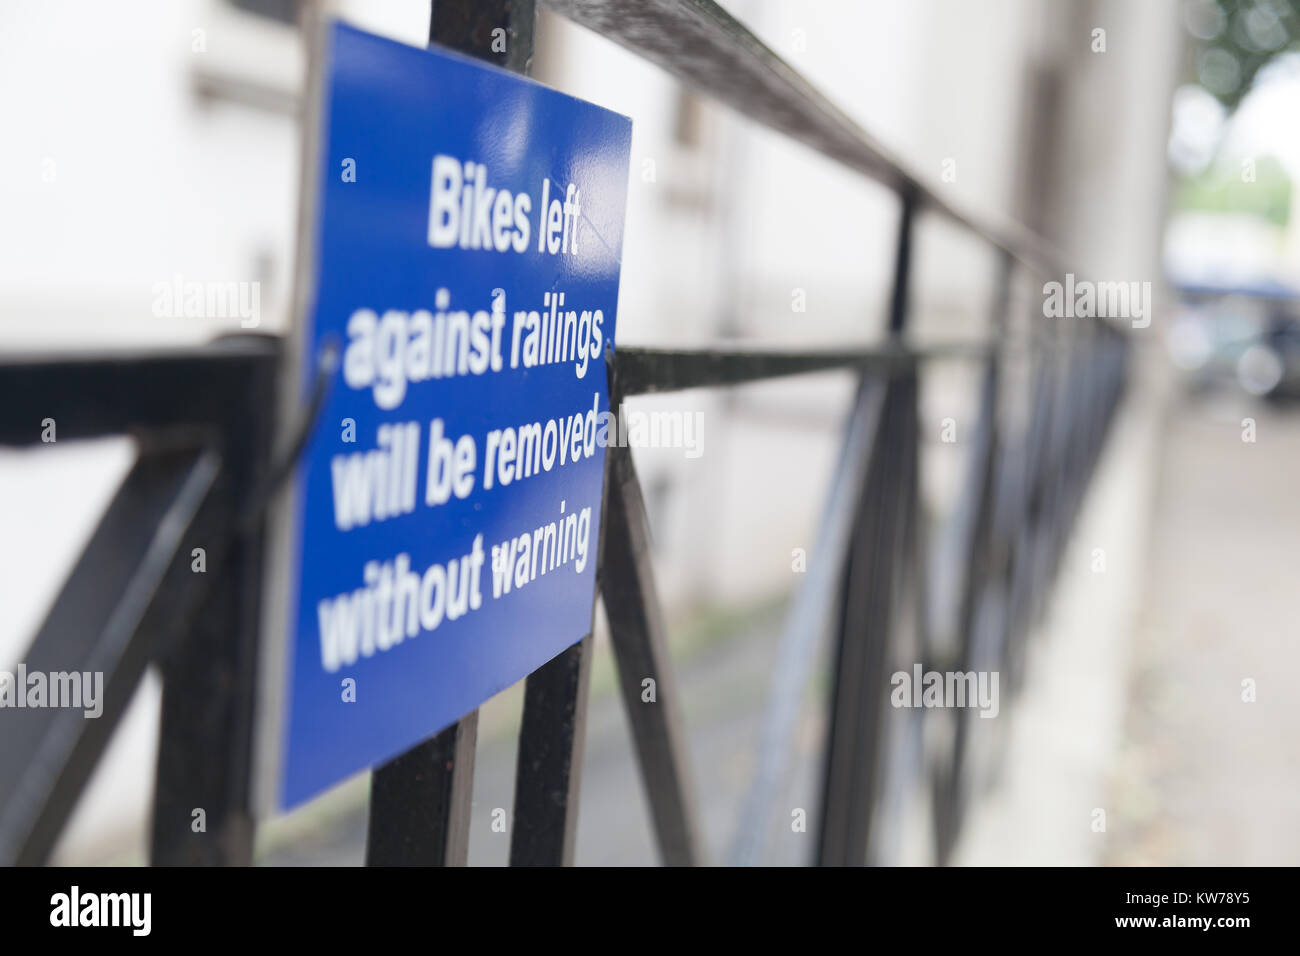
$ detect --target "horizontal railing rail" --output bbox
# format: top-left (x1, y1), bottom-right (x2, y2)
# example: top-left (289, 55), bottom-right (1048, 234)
top-left (542, 0), bottom-right (1068, 278)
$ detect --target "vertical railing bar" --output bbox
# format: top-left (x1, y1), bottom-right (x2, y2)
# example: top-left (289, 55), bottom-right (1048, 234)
top-left (597, 345), bottom-right (705, 865)
top-left (600, 439), bottom-right (706, 866)
top-left (886, 188), bottom-right (918, 335)
top-left (365, 0), bottom-right (537, 868)
top-left (151, 348), bottom-right (279, 866)
top-left (1072, 319), bottom-right (1109, 522)
top-left (1002, 332), bottom-right (1061, 691)
top-left (510, 376), bottom-right (610, 865)
top-left (1054, 335), bottom-right (1085, 566)
top-left (878, 360), bottom-right (923, 867)
top-left (817, 188), bottom-right (918, 865)
top-left (509, 635), bottom-right (594, 865)
top-left (727, 372), bottom-right (887, 865)
top-left (365, 714), bottom-right (478, 866)
top-left (933, 249), bottom-right (1013, 864)
top-left (1033, 321), bottom-right (1080, 620)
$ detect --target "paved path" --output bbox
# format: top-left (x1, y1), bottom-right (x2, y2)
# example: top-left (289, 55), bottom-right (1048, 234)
top-left (957, 362), bottom-right (1300, 867)
top-left (1104, 390), bottom-right (1300, 866)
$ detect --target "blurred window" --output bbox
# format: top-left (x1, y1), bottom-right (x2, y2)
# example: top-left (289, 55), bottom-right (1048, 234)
top-left (228, 0), bottom-right (298, 25)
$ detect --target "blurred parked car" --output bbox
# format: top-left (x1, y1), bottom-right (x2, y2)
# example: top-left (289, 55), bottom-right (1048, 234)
top-left (1167, 282), bottom-right (1300, 401)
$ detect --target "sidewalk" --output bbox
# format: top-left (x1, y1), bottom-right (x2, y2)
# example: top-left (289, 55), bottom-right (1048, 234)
top-left (957, 351), bottom-right (1300, 867)
top-left (1104, 387), bottom-right (1300, 866)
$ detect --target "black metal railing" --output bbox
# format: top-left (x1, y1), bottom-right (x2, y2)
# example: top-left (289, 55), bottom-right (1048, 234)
top-left (0, 0), bottom-right (1128, 867)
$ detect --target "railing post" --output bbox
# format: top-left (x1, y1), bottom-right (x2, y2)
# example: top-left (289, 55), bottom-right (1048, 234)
top-left (933, 249), bottom-right (1013, 864)
top-left (151, 346), bottom-right (279, 866)
top-left (510, 352), bottom-right (605, 866)
top-left (510, 349), bottom-right (606, 865)
top-left (818, 187), bottom-right (919, 865)
top-left (365, 0), bottom-right (538, 868)
top-left (509, 635), bottom-right (594, 865)
top-left (366, 716), bottom-right (478, 866)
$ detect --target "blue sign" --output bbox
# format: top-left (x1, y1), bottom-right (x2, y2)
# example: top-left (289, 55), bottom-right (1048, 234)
top-left (273, 22), bottom-right (631, 809)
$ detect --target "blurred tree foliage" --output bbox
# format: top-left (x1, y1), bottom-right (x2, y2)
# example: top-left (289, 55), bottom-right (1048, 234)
top-left (1186, 0), bottom-right (1300, 111)
top-left (1175, 154), bottom-right (1293, 224)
